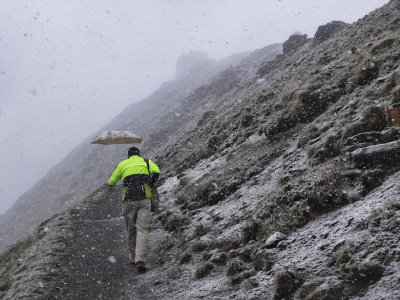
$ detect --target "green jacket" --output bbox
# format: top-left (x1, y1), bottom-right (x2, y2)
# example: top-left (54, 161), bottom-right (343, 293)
top-left (108, 155), bottom-right (160, 201)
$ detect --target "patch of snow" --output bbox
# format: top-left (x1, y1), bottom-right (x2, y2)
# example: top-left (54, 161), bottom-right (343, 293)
top-left (159, 176), bottom-right (179, 193)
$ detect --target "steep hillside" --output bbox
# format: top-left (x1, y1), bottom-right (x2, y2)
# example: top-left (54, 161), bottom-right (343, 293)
top-left (0, 43), bottom-right (281, 252)
top-left (1, 0), bottom-right (400, 299)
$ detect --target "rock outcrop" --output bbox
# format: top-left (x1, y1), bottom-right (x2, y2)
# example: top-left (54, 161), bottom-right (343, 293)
top-left (312, 20), bottom-right (349, 46)
top-left (282, 34), bottom-right (308, 54)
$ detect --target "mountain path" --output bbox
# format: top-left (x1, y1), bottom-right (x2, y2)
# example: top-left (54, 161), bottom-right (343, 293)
top-left (55, 186), bottom-right (163, 299)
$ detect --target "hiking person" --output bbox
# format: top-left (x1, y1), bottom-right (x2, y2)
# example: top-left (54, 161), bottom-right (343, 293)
top-left (108, 146), bottom-right (160, 272)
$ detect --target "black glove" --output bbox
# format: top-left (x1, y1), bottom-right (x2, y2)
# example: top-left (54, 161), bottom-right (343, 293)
top-left (103, 183), bottom-right (113, 191)
top-left (150, 173), bottom-right (160, 185)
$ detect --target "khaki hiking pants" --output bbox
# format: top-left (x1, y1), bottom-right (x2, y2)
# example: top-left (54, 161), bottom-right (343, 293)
top-left (122, 199), bottom-right (151, 263)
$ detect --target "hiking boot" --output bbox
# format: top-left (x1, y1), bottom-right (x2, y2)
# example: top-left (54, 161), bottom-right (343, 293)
top-left (136, 261), bottom-right (147, 272)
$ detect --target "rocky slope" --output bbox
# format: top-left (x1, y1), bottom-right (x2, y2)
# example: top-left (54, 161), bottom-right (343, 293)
top-left (1, 0), bottom-right (400, 299)
top-left (0, 43), bottom-right (281, 252)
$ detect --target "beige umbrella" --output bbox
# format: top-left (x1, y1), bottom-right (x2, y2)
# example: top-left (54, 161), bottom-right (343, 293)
top-left (91, 131), bottom-right (142, 166)
top-left (91, 131), bottom-right (142, 145)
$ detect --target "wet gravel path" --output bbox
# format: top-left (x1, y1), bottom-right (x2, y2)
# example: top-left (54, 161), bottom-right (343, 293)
top-left (55, 186), bottom-right (159, 299)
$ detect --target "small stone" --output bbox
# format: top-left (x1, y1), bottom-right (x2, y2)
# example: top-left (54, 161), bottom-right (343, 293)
top-left (239, 245), bottom-right (254, 262)
top-left (347, 218), bottom-right (354, 227)
top-left (347, 191), bottom-right (362, 202)
top-left (226, 258), bottom-right (246, 276)
top-left (243, 278), bottom-right (259, 290)
top-left (153, 280), bottom-right (162, 286)
top-left (252, 249), bottom-right (274, 271)
top-left (329, 220), bottom-right (339, 227)
top-left (265, 232), bottom-right (287, 248)
top-left (187, 202), bottom-right (203, 211)
top-left (318, 243), bottom-right (329, 251)
top-left (341, 169), bottom-right (364, 178)
top-left (332, 240), bottom-right (346, 252)
top-left (230, 270), bottom-right (254, 285)
top-left (228, 250), bottom-right (240, 258)
top-left (210, 251), bottom-right (227, 266)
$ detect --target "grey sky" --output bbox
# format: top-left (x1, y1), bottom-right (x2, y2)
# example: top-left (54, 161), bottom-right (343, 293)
top-left (0, 0), bottom-right (388, 213)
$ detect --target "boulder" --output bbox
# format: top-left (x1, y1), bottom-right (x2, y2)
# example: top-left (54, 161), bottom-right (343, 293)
top-left (265, 232), bottom-right (287, 248)
top-left (343, 128), bottom-right (400, 152)
top-left (312, 21), bottom-right (349, 46)
top-left (350, 140), bottom-right (400, 165)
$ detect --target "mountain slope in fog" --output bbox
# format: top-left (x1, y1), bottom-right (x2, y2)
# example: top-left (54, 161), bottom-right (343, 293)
top-left (0, 42), bottom-right (281, 252)
top-left (1, 0), bottom-right (400, 299)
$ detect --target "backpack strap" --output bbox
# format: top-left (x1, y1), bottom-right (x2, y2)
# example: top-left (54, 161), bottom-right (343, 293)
top-left (143, 158), bottom-right (150, 173)
top-left (143, 158), bottom-right (153, 186)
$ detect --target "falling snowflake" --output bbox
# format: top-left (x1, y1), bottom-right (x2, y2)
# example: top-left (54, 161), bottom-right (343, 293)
top-left (108, 256), bottom-right (117, 263)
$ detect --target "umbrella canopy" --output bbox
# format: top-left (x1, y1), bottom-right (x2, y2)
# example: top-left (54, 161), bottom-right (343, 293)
top-left (91, 131), bottom-right (142, 145)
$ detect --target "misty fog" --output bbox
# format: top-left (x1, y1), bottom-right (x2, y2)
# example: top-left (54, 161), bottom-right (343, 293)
top-left (0, 0), bottom-right (388, 214)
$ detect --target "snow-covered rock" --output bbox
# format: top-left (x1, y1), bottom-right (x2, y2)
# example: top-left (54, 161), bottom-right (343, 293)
top-left (265, 232), bottom-right (288, 248)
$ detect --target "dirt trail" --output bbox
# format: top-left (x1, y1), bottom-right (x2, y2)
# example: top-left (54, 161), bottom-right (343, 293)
top-left (55, 186), bottom-right (162, 299)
